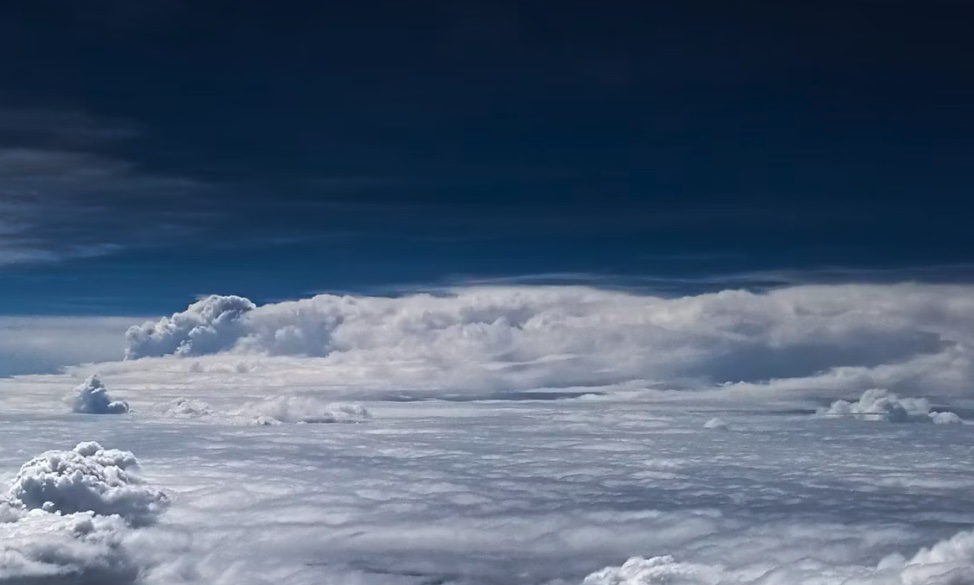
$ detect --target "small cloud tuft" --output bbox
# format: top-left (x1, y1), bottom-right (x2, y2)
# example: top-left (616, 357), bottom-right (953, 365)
top-left (67, 374), bottom-right (129, 414)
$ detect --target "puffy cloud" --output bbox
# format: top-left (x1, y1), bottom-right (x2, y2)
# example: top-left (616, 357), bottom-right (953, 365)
top-left (4, 441), bottom-right (169, 525)
top-left (111, 285), bottom-right (974, 402)
top-left (235, 397), bottom-right (371, 424)
top-left (164, 397), bottom-right (214, 418)
top-left (67, 374), bottom-right (129, 414)
top-left (819, 389), bottom-right (963, 424)
top-left (0, 442), bottom-right (169, 583)
top-left (125, 295), bottom-right (256, 359)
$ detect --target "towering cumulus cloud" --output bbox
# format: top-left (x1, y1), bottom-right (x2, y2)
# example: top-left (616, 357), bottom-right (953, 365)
top-left (0, 442), bottom-right (169, 583)
top-left (125, 294), bottom-right (255, 359)
top-left (118, 285), bottom-right (974, 399)
top-left (67, 375), bottom-right (129, 414)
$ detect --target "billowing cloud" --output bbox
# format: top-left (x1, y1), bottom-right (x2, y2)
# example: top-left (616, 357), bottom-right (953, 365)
top-left (1, 442), bottom-right (169, 583)
top-left (67, 374), bottom-right (129, 414)
top-left (112, 284), bottom-right (974, 401)
top-left (5, 441), bottom-right (169, 524)
top-left (819, 389), bottom-right (963, 424)
top-left (125, 295), bottom-right (256, 359)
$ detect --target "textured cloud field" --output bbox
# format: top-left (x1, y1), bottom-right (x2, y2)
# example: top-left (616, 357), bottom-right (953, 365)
top-left (1, 284), bottom-right (973, 584)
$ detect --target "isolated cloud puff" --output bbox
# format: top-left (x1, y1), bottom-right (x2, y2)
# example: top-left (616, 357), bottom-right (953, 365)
top-left (115, 285), bottom-right (974, 399)
top-left (4, 441), bottom-right (169, 525)
top-left (163, 397), bottom-right (213, 418)
top-left (235, 396), bottom-right (371, 424)
top-left (67, 374), bottom-right (129, 414)
top-left (0, 442), bottom-right (169, 583)
top-left (819, 389), bottom-right (963, 424)
top-left (125, 294), bottom-right (255, 359)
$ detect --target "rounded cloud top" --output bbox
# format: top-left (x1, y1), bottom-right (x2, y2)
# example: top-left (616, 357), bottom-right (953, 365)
top-left (117, 285), bottom-right (974, 399)
top-left (67, 374), bottom-right (129, 414)
top-left (3, 441), bottom-right (170, 526)
top-left (125, 294), bottom-right (256, 359)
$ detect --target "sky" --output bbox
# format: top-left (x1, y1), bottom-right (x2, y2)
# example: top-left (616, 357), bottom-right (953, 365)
top-left (1, 0), bottom-right (973, 315)
top-left (3, 5), bottom-right (974, 583)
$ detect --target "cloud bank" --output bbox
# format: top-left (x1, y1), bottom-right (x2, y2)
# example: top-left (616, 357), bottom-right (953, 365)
top-left (820, 389), bottom-right (963, 424)
top-left (67, 375), bottom-right (130, 414)
top-left (583, 526), bottom-right (974, 585)
top-left (113, 284), bottom-right (974, 401)
top-left (0, 442), bottom-right (169, 583)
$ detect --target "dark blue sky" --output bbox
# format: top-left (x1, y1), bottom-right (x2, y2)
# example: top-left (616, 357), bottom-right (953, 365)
top-left (1, 0), bottom-right (972, 314)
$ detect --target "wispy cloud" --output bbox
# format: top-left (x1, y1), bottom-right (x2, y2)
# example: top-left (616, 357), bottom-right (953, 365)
top-left (0, 107), bottom-right (207, 267)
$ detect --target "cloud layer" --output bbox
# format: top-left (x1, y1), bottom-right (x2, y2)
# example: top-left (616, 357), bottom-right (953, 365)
top-left (113, 284), bottom-right (974, 402)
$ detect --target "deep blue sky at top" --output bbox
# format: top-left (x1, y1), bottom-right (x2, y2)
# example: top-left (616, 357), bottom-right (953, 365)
top-left (0, 0), bottom-right (972, 314)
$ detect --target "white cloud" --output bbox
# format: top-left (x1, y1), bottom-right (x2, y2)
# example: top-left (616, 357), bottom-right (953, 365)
top-left (1, 442), bottom-right (170, 583)
top-left (125, 295), bottom-right (256, 359)
top-left (67, 374), bottom-right (130, 414)
top-left (234, 397), bottom-right (371, 424)
top-left (703, 417), bottom-right (728, 430)
top-left (819, 389), bottom-right (963, 424)
top-left (98, 284), bottom-right (974, 405)
top-left (4, 441), bottom-right (169, 524)
top-left (164, 397), bottom-right (214, 418)
top-left (581, 526), bottom-right (974, 585)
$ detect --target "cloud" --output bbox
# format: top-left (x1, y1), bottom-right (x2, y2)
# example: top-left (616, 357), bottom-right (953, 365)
top-left (703, 417), bottom-right (728, 430)
top-left (1, 442), bottom-right (169, 583)
top-left (235, 397), bottom-right (371, 425)
top-left (67, 375), bottom-right (130, 414)
top-left (112, 284), bottom-right (974, 402)
top-left (819, 389), bottom-right (963, 424)
top-left (0, 316), bottom-right (133, 377)
top-left (163, 397), bottom-right (214, 418)
top-left (4, 441), bottom-right (169, 524)
top-left (0, 107), bottom-right (206, 266)
top-left (125, 295), bottom-right (256, 359)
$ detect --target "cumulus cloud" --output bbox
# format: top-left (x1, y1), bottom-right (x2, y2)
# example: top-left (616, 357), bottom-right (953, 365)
top-left (107, 284), bottom-right (974, 402)
top-left (125, 295), bottom-right (256, 359)
top-left (67, 375), bottom-right (129, 414)
top-left (0, 442), bottom-right (169, 583)
top-left (235, 397), bottom-right (371, 424)
top-left (819, 389), bottom-right (963, 424)
top-left (4, 441), bottom-right (169, 524)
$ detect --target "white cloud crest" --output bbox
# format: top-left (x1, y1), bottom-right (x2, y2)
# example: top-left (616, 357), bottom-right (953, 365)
top-left (819, 389), bottom-right (963, 424)
top-left (67, 374), bottom-right (129, 414)
top-left (0, 442), bottom-right (170, 583)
